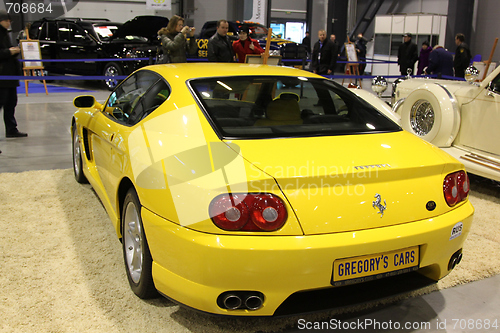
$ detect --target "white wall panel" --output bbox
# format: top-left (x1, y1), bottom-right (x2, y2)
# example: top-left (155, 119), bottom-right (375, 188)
top-left (432, 15), bottom-right (441, 34)
top-left (438, 15), bottom-right (447, 39)
top-left (404, 15), bottom-right (418, 34)
top-left (392, 16), bottom-right (405, 34)
top-left (375, 16), bottom-right (392, 34)
top-left (417, 15), bottom-right (433, 34)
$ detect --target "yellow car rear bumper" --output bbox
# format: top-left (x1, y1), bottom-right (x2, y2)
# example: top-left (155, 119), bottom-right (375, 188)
top-left (142, 200), bottom-right (474, 316)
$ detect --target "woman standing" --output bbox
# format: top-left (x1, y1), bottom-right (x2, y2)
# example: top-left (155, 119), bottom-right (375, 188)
top-left (158, 15), bottom-right (197, 63)
top-left (232, 25), bottom-right (264, 63)
top-left (417, 41), bottom-right (432, 75)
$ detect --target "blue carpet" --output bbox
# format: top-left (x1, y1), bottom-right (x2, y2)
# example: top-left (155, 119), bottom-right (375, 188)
top-left (17, 82), bottom-right (95, 94)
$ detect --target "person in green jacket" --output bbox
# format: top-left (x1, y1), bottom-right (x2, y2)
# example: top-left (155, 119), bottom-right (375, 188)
top-left (158, 15), bottom-right (197, 63)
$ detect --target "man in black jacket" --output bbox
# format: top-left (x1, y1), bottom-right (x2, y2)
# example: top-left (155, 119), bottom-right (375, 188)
top-left (454, 33), bottom-right (472, 78)
top-left (397, 33), bottom-right (418, 76)
top-left (355, 33), bottom-right (367, 75)
top-left (302, 31), bottom-right (311, 57)
top-left (0, 10), bottom-right (27, 138)
top-left (207, 20), bottom-right (235, 62)
top-left (311, 30), bottom-right (336, 75)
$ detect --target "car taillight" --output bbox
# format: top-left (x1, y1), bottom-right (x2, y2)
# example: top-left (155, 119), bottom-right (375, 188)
top-left (209, 193), bottom-right (288, 231)
top-left (443, 171), bottom-right (470, 207)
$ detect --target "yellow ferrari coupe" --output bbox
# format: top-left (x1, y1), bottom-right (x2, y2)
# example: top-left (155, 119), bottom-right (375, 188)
top-left (72, 63), bottom-right (474, 316)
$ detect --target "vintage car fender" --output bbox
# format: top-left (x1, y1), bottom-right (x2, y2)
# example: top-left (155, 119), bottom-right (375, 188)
top-left (399, 83), bottom-right (460, 147)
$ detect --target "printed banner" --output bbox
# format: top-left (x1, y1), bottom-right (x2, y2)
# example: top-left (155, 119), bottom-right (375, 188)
top-left (249, 0), bottom-right (266, 25)
top-left (146, 0), bottom-right (171, 10)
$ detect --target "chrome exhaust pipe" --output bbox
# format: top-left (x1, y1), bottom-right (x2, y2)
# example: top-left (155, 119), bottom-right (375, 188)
top-left (223, 294), bottom-right (242, 310)
top-left (448, 249), bottom-right (463, 271)
top-left (245, 295), bottom-right (263, 310)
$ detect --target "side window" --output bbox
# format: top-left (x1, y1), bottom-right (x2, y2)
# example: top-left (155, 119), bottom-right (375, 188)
top-left (488, 74), bottom-right (500, 94)
top-left (29, 22), bottom-right (42, 39)
top-left (46, 22), bottom-right (58, 41)
top-left (105, 71), bottom-right (169, 125)
top-left (58, 22), bottom-right (71, 42)
top-left (69, 23), bottom-right (88, 44)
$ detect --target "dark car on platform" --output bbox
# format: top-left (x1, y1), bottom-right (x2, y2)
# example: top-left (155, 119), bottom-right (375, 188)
top-left (196, 21), bottom-right (306, 62)
top-left (29, 16), bottom-right (169, 89)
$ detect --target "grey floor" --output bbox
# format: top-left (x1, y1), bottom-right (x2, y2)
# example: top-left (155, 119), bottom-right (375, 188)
top-left (1, 79), bottom-right (499, 332)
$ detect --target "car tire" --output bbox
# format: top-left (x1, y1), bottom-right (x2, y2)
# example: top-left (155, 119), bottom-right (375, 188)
top-left (103, 62), bottom-right (123, 91)
top-left (72, 124), bottom-right (88, 184)
top-left (122, 188), bottom-right (157, 299)
top-left (400, 83), bottom-right (460, 147)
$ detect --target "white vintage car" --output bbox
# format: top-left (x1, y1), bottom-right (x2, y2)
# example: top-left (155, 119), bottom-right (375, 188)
top-left (382, 65), bottom-right (500, 182)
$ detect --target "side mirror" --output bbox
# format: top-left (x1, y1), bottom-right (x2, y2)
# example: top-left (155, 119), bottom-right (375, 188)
top-left (465, 66), bottom-right (479, 84)
top-left (74, 95), bottom-right (102, 109)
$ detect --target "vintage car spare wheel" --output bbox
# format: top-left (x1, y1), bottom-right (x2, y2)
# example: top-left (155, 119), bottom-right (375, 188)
top-left (400, 83), bottom-right (460, 147)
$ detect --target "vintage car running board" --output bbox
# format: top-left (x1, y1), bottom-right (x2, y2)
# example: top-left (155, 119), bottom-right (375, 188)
top-left (461, 153), bottom-right (500, 172)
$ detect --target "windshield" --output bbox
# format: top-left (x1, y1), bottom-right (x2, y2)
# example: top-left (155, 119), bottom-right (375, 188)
top-left (94, 24), bottom-right (121, 40)
top-left (245, 23), bottom-right (280, 39)
top-left (190, 76), bottom-right (401, 139)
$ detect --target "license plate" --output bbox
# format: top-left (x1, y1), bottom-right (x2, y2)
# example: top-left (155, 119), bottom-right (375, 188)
top-left (331, 246), bottom-right (419, 286)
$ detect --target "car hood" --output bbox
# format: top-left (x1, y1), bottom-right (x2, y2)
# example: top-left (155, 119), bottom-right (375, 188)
top-left (228, 131), bottom-right (464, 235)
top-left (112, 15), bottom-right (169, 41)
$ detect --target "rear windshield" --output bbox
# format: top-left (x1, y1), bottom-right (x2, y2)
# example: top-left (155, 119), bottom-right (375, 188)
top-left (94, 24), bottom-right (121, 40)
top-left (189, 76), bottom-right (401, 139)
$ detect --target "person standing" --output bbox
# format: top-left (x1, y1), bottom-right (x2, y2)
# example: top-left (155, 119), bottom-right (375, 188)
top-left (397, 33), bottom-right (418, 76)
top-left (207, 20), bottom-right (235, 62)
top-left (417, 41), bottom-right (432, 75)
top-left (425, 46), bottom-right (454, 78)
top-left (454, 33), bottom-right (472, 78)
top-left (0, 10), bottom-right (27, 138)
top-left (355, 33), bottom-right (367, 75)
top-left (157, 15), bottom-right (196, 63)
top-left (329, 34), bottom-right (339, 72)
top-left (302, 31), bottom-right (311, 56)
top-left (232, 25), bottom-right (264, 63)
top-left (311, 30), bottom-right (336, 75)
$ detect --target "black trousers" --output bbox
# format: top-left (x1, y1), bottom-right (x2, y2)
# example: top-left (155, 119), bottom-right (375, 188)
top-left (0, 87), bottom-right (18, 134)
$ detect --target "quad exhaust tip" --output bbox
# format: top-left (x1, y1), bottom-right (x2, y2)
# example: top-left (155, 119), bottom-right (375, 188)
top-left (222, 294), bottom-right (242, 310)
top-left (219, 291), bottom-right (264, 311)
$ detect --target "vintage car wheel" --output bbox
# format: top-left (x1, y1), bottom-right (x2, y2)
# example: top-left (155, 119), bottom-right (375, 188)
top-left (122, 188), bottom-right (157, 299)
top-left (72, 126), bottom-right (88, 184)
top-left (103, 62), bottom-right (123, 91)
top-left (400, 83), bottom-right (460, 147)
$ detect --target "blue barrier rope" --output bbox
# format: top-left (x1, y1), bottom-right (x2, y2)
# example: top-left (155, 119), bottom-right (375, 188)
top-left (8, 75), bottom-right (129, 80)
top-left (5, 74), bottom-right (461, 81)
top-left (19, 58), bottom-right (153, 63)
top-left (18, 56), bottom-right (398, 64)
top-left (7, 56), bottom-right (465, 81)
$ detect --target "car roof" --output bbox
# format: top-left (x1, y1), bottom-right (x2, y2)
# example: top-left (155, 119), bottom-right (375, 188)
top-left (144, 63), bottom-right (320, 81)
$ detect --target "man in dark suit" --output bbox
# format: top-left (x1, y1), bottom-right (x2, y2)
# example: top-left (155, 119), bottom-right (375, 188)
top-left (355, 33), bottom-right (367, 75)
top-left (0, 10), bottom-right (27, 138)
top-left (302, 31), bottom-right (311, 57)
top-left (311, 30), bottom-right (336, 75)
top-left (397, 32), bottom-right (418, 76)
